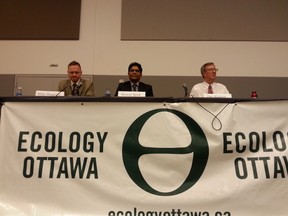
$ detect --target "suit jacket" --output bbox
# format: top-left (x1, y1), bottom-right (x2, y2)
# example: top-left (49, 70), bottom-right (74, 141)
top-left (57, 79), bottom-right (95, 96)
top-left (114, 81), bottom-right (154, 97)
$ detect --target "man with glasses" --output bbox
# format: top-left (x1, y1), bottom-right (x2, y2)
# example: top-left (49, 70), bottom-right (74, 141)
top-left (57, 61), bottom-right (95, 96)
top-left (114, 62), bottom-right (154, 97)
top-left (190, 62), bottom-right (229, 97)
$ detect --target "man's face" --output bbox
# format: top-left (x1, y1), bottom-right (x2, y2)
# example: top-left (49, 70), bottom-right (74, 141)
top-left (68, 65), bottom-right (82, 83)
top-left (128, 66), bottom-right (142, 83)
top-left (203, 64), bottom-right (217, 82)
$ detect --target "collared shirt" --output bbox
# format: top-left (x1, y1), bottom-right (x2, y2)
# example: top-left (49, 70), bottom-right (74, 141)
top-left (130, 82), bottom-right (139, 91)
top-left (190, 81), bottom-right (229, 97)
top-left (70, 80), bottom-right (81, 88)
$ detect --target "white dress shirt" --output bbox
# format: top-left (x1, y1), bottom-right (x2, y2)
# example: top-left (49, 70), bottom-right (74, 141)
top-left (190, 81), bottom-right (229, 97)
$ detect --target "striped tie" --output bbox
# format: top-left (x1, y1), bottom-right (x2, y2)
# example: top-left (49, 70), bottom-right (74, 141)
top-left (72, 83), bottom-right (78, 96)
top-left (132, 84), bottom-right (137, 91)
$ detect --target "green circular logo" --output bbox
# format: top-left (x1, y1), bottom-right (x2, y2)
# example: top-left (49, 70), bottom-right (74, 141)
top-left (122, 108), bottom-right (209, 196)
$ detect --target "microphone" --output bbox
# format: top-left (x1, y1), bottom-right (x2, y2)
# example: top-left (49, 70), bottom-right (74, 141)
top-left (55, 84), bottom-right (70, 97)
top-left (182, 83), bottom-right (188, 97)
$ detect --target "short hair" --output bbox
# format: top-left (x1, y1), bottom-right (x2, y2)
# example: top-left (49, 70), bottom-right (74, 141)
top-left (200, 62), bottom-right (214, 78)
top-left (128, 62), bottom-right (143, 73)
top-left (68, 60), bottom-right (81, 69)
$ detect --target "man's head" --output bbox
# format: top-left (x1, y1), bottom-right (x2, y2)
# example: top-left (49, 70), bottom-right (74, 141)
top-left (128, 62), bottom-right (142, 83)
top-left (200, 62), bottom-right (218, 84)
top-left (67, 61), bottom-right (82, 83)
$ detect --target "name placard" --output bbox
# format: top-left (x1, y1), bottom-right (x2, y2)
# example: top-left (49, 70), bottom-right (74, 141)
top-left (203, 93), bottom-right (232, 98)
top-left (35, 91), bottom-right (64, 96)
top-left (118, 91), bottom-right (146, 97)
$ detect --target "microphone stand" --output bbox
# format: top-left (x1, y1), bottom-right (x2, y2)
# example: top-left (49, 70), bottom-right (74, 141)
top-left (182, 84), bottom-right (188, 97)
top-left (55, 84), bottom-right (70, 97)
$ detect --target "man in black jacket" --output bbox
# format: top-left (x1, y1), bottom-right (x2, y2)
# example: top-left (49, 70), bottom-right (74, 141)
top-left (114, 62), bottom-right (154, 97)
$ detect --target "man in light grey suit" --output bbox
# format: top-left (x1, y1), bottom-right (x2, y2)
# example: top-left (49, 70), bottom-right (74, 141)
top-left (58, 61), bottom-right (95, 96)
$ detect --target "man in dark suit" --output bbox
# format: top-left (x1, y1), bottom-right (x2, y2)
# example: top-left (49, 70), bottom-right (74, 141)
top-left (114, 62), bottom-right (154, 97)
top-left (57, 61), bottom-right (95, 96)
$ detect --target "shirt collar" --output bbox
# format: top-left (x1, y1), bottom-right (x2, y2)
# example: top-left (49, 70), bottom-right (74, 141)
top-left (71, 79), bottom-right (81, 86)
top-left (204, 81), bottom-right (214, 87)
top-left (130, 82), bottom-right (139, 87)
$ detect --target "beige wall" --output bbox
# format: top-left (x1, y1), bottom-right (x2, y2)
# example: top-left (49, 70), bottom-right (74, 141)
top-left (0, 0), bottom-right (288, 78)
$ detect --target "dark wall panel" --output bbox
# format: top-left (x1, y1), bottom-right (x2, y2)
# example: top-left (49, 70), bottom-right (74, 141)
top-left (94, 75), bottom-right (287, 99)
top-left (122, 0), bottom-right (288, 41)
top-left (0, 0), bottom-right (81, 40)
top-left (1, 74), bottom-right (287, 99)
top-left (0, 75), bottom-right (15, 96)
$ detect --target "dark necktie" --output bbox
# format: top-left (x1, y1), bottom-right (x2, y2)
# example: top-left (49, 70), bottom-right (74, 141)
top-left (72, 83), bottom-right (78, 96)
top-left (132, 84), bottom-right (137, 91)
top-left (208, 85), bottom-right (213, 94)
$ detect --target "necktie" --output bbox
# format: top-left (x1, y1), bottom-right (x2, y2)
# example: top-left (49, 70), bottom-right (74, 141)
top-left (72, 83), bottom-right (78, 96)
top-left (208, 85), bottom-right (213, 94)
top-left (132, 84), bottom-right (137, 91)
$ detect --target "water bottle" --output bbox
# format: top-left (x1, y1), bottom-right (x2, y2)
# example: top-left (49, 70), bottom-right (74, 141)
top-left (16, 87), bottom-right (23, 96)
top-left (105, 88), bottom-right (111, 97)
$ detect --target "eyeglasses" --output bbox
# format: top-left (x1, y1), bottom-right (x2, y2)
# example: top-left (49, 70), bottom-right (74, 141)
top-left (206, 68), bottom-right (218, 72)
top-left (68, 71), bottom-right (81, 75)
top-left (129, 69), bottom-right (141, 73)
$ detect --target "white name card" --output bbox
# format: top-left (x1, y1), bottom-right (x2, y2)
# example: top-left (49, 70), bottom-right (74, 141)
top-left (118, 91), bottom-right (146, 97)
top-left (35, 91), bottom-right (64, 96)
top-left (203, 93), bottom-right (232, 98)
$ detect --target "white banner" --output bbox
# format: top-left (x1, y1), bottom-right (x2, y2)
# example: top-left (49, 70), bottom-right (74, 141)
top-left (0, 100), bottom-right (287, 216)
